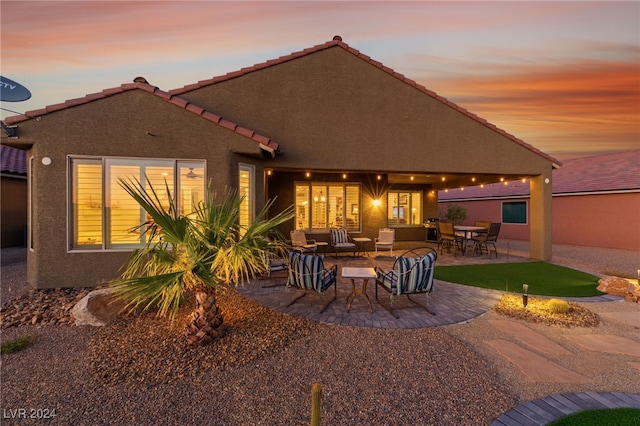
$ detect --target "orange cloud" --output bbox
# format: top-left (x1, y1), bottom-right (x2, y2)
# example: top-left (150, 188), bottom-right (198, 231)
top-left (426, 58), bottom-right (640, 158)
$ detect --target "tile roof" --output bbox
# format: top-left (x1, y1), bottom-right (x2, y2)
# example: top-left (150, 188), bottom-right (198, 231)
top-left (439, 149), bottom-right (640, 200)
top-left (2, 77), bottom-right (279, 152)
top-left (169, 35), bottom-right (560, 167)
top-left (1, 144), bottom-right (27, 176)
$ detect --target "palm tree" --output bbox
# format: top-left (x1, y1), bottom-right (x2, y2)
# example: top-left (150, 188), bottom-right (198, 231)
top-left (110, 177), bottom-right (294, 346)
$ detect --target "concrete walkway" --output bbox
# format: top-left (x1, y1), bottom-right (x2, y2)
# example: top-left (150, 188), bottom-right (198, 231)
top-left (239, 240), bottom-right (640, 425)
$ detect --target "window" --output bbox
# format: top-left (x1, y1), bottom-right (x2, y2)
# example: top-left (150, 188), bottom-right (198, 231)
top-left (295, 183), bottom-right (360, 231)
top-left (387, 191), bottom-right (422, 226)
top-left (28, 156), bottom-right (34, 250)
top-left (502, 201), bottom-right (527, 224)
top-left (238, 164), bottom-right (255, 228)
top-left (69, 156), bottom-right (206, 250)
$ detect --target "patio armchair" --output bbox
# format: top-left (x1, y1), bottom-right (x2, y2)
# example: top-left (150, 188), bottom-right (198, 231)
top-left (437, 221), bottom-right (464, 256)
top-left (470, 222), bottom-right (501, 258)
top-left (290, 229), bottom-right (318, 255)
top-left (374, 247), bottom-right (438, 318)
top-left (329, 227), bottom-right (356, 257)
top-left (374, 228), bottom-right (395, 257)
top-left (257, 234), bottom-right (291, 287)
top-left (285, 251), bottom-right (338, 313)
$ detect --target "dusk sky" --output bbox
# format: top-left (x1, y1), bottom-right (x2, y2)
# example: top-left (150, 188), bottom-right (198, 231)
top-left (1, 1), bottom-right (638, 160)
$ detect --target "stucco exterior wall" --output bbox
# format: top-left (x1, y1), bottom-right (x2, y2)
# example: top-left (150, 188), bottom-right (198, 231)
top-left (10, 90), bottom-right (267, 289)
top-left (552, 193), bottom-right (639, 250)
top-left (439, 192), bottom-right (640, 251)
top-left (181, 47), bottom-right (552, 177)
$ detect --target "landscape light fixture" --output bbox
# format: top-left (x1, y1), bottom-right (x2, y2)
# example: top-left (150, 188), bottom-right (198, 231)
top-left (522, 284), bottom-right (529, 307)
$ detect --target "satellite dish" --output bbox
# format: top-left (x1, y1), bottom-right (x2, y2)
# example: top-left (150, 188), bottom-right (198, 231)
top-left (0, 76), bottom-right (32, 102)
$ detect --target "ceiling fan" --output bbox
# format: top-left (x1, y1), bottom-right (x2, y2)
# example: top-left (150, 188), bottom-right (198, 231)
top-left (184, 168), bottom-right (204, 179)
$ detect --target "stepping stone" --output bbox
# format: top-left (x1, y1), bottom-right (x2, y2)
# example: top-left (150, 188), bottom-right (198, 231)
top-left (487, 339), bottom-right (591, 383)
top-left (564, 334), bottom-right (640, 357)
top-left (600, 311), bottom-right (640, 328)
top-left (489, 319), bottom-right (573, 356)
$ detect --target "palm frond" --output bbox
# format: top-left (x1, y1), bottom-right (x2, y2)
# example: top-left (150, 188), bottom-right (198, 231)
top-left (111, 271), bottom-right (186, 319)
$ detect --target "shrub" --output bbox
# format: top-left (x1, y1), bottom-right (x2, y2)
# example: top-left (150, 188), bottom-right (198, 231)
top-left (547, 299), bottom-right (570, 314)
top-left (1, 335), bottom-right (36, 355)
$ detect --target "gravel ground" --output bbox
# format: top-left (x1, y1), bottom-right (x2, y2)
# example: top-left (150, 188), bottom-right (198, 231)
top-left (1, 243), bottom-right (639, 425)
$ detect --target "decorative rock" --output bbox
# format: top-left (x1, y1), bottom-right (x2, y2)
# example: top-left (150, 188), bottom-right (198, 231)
top-left (597, 276), bottom-right (639, 302)
top-left (71, 288), bottom-right (125, 326)
top-left (630, 282), bottom-right (640, 303)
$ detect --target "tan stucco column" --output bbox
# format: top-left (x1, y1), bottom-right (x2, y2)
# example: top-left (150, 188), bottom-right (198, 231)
top-left (424, 190), bottom-right (439, 219)
top-left (529, 173), bottom-right (552, 260)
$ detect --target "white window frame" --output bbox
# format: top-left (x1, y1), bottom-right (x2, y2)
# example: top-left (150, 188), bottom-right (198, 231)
top-left (67, 155), bottom-right (206, 252)
top-left (238, 163), bottom-right (255, 227)
top-left (294, 182), bottom-right (361, 232)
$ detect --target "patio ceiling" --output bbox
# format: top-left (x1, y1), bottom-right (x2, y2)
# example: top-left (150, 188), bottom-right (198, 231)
top-left (387, 173), bottom-right (531, 191)
top-left (266, 167), bottom-right (531, 191)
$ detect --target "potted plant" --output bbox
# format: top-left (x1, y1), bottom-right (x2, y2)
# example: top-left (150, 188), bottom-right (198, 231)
top-left (444, 203), bottom-right (467, 225)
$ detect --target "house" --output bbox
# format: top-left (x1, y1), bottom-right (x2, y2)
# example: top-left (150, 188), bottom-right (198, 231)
top-left (438, 149), bottom-right (640, 251)
top-left (1, 36), bottom-right (559, 289)
top-left (0, 145), bottom-right (27, 247)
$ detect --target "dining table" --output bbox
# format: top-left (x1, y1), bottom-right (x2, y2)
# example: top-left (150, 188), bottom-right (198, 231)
top-left (453, 225), bottom-right (488, 255)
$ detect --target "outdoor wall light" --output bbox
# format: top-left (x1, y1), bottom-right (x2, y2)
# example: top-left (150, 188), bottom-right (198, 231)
top-left (42, 157), bottom-right (51, 166)
top-left (306, 172), bottom-right (310, 178)
top-left (522, 284), bottom-right (529, 307)
top-left (372, 199), bottom-right (381, 207)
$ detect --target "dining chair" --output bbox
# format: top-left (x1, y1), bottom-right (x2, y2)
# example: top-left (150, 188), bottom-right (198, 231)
top-left (471, 222), bottom-right (501, 257)
top-left (437, 221), bottom-right (463, 256)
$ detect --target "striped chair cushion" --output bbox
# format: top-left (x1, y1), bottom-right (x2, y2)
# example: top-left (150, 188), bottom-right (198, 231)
top-left (376, 269), bottom-right (398, 293)
top-left (288, 252), bottom-right (334, 293)
top-left (330, 228), bottom-right (350, 244)
top-left (394, 251), bottom-right (437, 295)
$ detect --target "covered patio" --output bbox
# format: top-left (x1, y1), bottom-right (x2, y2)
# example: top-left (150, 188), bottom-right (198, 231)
top-left (239, 240), bottom-right (530, 328)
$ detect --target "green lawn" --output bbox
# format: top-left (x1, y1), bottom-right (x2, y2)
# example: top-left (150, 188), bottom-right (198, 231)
top-left (434, 261), bottom-right (603, 297)
top-left (548, 408), bottom-right (640, 425)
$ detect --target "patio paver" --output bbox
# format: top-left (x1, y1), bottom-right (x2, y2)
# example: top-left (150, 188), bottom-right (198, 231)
top-left (492, 392), bottom-right (640, 426)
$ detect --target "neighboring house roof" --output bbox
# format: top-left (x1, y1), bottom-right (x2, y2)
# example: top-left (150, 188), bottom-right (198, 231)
top-left (170, 35), bottom-right (560, 168)
top-left (439, 149), bottom-right (640, 201)
top-left (2, 77), bottom-right (279, 152)
top-left (0, 144), bottom-right (27, 176)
